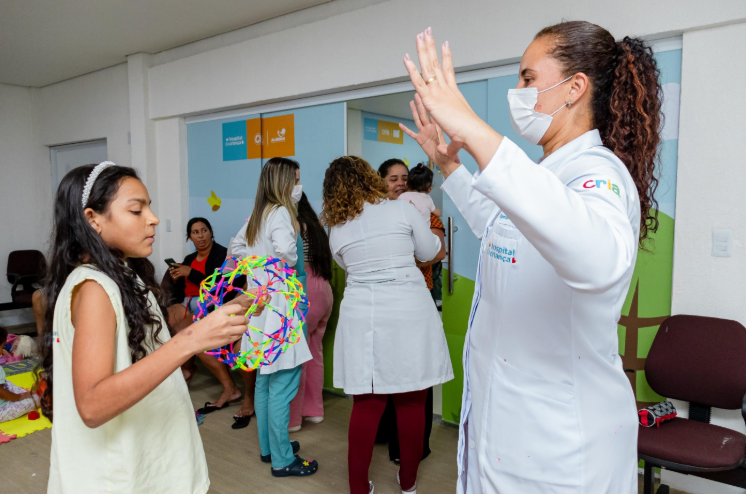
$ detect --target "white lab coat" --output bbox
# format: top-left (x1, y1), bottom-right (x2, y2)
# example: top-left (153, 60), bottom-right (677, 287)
top-left (442, 131), bottom-right (639, 494)
top-left (330, 200), bottom-right (454, 395)
top-left (231, 207), bottom-right (312, 375)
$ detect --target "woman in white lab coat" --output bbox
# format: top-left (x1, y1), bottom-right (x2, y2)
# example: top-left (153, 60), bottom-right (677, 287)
top-left (321, 156), bottom-right (453, 494)
top-left (399, 22), bottom-right (663, 493)
top-left (231, 157), bottom-right (317, 477)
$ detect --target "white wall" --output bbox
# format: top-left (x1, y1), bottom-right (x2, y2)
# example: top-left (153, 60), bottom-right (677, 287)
top-left (147, 0), bottom-right (746, 119)
top-left (38, 63), bottom-right (131, 169)
top-left (154, 117), bottom-right (190, 272)
top-left (0, 64), bottom-right (131, 303)
top-left (673, 23), bottom-right (746, 325)
top-left (666, 22), bottom-right (746, 494)
top-left (0, 84), bottom-right (47, 303)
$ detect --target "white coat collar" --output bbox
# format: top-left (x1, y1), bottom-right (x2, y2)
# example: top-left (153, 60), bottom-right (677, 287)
top-left (537, 129), bottom-right (603, 169)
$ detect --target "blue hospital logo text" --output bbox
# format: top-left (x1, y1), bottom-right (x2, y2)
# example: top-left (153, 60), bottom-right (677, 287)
top-left (487, 243), bottom-right (517, 264)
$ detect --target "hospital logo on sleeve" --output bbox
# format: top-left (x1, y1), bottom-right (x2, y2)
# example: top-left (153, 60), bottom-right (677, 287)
top-left (487, 242), bottom-right (517, 264)
top-left (583, 179), bottom-right (621, 197)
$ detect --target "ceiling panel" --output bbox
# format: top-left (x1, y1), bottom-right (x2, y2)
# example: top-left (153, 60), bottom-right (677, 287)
top-left (0, 0), bottom-right (329, 87)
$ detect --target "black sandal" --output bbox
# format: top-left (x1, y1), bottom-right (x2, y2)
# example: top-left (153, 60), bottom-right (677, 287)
top-left (231, 411), bottom-right (255, 429)
top-left (261, 440), bottom-right (300, 463)
top-left (197, 402), bottom-right (229, 415)
top-left (271, 455), bottom-right (318, 477)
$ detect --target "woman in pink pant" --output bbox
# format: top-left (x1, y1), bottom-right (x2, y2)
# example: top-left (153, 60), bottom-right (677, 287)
top-left (289, 192), bottom-right (334, 431)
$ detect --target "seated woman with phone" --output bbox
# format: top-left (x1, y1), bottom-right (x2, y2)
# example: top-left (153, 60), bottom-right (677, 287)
top-left (164, 218), bottom-right (238, 393)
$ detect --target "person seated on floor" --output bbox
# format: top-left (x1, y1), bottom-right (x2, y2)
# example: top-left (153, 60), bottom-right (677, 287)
top-left (0, 328), bottom-right (38, 364)
top-left (0, 327), bottom-right (11, 359)
top-left (0, 326), bottom-right (40, 423)
top-left (32, 288), bottom-right (46, 335)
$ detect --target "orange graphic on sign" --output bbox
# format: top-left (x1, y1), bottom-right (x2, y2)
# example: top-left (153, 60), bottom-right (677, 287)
top-left (378, 120), bottom-right (404, 145)
top-left (262, 114), bottom-right (295, 158)
top-left (246, 118), bottom-right (262, 159)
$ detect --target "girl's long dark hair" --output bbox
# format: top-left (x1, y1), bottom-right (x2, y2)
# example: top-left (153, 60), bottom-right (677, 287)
top-left (536, 21), bottom-right (663, 245)
top-left (296, 192), bottom-right (333, 281)
top-left (38, 165), bottom-right (165, 420)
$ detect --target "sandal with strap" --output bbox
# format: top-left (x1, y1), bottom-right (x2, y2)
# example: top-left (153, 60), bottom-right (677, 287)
top-left (271, 455), bottom-right (318, 477)
top-left (196, 401), bottom-right (229, 415)
top-left (231, 411), bottom-right (255, 429)
top-left (261, 440), bottom-right (300, 463)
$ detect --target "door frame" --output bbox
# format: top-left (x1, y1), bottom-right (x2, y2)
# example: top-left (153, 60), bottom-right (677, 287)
top-left (49, 139), bottom-right (108, 193)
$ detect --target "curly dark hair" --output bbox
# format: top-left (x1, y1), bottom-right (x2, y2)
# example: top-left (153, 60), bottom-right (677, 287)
top-left (536, 21), bottom-right (662, 246)
top-left (321, 156), bottom-right (389, 227)
top-left (407, 163), bottom-right (434, 193)
top-left (37, 165), bottom-right (166, 420)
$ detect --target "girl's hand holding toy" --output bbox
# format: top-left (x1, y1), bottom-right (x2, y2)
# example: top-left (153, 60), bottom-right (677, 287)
top-left (181, 303), bottom-right (250, 354)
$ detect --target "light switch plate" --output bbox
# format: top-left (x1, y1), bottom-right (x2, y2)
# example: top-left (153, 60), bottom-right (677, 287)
top-left (166, 219), bottom-right (172, 233)
top-left (712, 229), bottom-right (732, 257)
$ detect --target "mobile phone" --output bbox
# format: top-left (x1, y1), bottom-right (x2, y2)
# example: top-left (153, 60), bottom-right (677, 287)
top-left (164, 258), bottom-right (177, 268)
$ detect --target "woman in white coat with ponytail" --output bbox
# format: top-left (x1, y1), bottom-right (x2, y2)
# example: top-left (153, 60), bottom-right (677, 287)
top-left (400, 21), bottom-right (663, 494)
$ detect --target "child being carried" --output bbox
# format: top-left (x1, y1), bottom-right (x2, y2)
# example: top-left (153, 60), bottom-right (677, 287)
top-left (398, 163), bottom-right (441, 222)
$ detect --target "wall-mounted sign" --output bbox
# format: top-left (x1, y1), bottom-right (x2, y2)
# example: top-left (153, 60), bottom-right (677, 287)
top-left (262, 114), bottom-right (295, 158)
top-left (222, 114), bottom-right (295, 161)
top-left (363, 118), bottom-right (403, 145)
top-left (247, 118), bottom-right (262, 159)
top-left (222, 120), bottom-right (247, 161)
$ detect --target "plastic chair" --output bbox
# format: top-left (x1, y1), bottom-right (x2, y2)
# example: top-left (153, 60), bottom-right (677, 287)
top-left (638, 315), bottom-right (746, 493)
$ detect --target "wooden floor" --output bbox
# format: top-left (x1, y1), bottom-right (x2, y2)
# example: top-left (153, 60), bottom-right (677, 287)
top-left (1, 362), bottom-right (689, 494)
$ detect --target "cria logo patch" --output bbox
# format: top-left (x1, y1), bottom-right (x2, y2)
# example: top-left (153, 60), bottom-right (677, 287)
top-left (488, 242), bottom-right (516, 264)
top-left (583, 179), bottom-right (621, 197)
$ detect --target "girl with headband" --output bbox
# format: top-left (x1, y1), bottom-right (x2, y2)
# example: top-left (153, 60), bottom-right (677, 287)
top-left (39, 162), bottom-right (260, 493)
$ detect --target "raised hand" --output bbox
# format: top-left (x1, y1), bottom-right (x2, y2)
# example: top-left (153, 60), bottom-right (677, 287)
top-left (403, 28), bottom-right (503, 169)
top-left (399, 94), bottom-right (461, 177)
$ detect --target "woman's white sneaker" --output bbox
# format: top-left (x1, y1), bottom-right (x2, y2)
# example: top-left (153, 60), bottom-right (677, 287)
top-left (304, 416), bottom-right (324, 424)
top-left (397, 470), bottom-right (416, 494)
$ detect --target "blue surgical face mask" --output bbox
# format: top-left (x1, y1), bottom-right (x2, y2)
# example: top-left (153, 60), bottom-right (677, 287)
top-left (507, 76), bottom-right (573, 145)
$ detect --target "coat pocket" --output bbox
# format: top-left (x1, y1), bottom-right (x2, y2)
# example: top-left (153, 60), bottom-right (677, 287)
top-left (482, 358), bottom-right (582, 493)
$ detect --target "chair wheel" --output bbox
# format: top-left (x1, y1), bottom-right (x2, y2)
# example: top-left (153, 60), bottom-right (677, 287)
top-left (656, 485), bottom-right (670, 494)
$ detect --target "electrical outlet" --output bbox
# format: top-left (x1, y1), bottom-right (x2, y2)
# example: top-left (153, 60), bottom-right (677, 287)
top-left (166, 219), bottom-right (172, 233)
top-left (712, 229), bottom-right (732, 257)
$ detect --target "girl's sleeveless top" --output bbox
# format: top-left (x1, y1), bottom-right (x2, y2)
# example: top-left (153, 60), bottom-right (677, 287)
top-left (47, 265), bottom-right (209, 494)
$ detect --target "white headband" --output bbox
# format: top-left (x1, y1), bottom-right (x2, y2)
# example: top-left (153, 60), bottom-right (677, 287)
top-left (81, 161), bottom-right (115, 208)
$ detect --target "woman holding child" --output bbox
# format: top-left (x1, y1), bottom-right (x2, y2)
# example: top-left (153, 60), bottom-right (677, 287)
top-left (322, 156), bottom-right (453, 494)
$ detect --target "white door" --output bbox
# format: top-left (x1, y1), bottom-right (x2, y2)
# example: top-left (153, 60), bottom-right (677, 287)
top-left (50, 140), bottom-right (107, 193)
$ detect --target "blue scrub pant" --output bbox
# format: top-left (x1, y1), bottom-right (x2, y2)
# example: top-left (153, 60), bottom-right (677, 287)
top-left (255, 364), bottom-right (303, 468)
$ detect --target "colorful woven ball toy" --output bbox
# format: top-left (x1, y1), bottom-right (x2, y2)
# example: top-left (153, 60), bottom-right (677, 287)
top-left (192, 256), bottom-right (308, 371)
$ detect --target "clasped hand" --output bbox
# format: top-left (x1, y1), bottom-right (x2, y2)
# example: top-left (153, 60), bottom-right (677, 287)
top-left (401, 27), bottom-right (502, 170)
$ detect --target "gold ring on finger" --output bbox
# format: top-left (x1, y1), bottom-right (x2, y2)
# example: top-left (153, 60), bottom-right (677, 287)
top-left (425, 76), bottom-right (437, 85)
